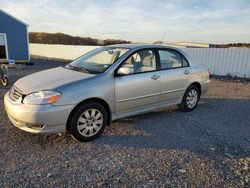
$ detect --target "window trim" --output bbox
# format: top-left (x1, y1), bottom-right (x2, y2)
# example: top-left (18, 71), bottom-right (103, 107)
top-left (114, 48), bottom-right (159, 77)
top-left (156, 49), bottom-right (190, 71)
top-left (181, 55), bottom-right (190, 68)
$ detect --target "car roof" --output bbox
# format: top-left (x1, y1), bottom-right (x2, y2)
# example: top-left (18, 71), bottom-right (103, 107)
top-left (108, 43), bottom-right (177, 49)
top-left (107, 43), bottom-right (191, 62)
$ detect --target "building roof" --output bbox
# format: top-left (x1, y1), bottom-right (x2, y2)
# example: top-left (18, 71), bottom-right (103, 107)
top-left (166, 41), bottom-right (209, 48)
top-left (0, 9), bottom-right (29, 27)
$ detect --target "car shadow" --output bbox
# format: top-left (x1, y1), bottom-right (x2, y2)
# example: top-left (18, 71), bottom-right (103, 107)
top-left (97, 97), bottom-right (250, 159)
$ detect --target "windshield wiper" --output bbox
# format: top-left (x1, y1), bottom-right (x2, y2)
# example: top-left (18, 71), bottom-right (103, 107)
top-left (66, 64), bottom-right (102, 74)
top-left (66, 64), bottom-right (90, 73)
top-left (82, 68), bottom-right (102, 74)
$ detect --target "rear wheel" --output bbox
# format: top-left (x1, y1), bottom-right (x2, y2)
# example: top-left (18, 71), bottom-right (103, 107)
top-left (69, 101), bottom-right (108, 142)
top-left (179, 85), bottom-right (200, 112)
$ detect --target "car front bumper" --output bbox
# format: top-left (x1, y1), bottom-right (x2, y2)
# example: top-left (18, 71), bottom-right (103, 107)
top-left (4, 91), bottom-right (75, 134)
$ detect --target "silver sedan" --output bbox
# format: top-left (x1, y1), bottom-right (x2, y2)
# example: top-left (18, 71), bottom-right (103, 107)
top-left (4, 44), bottom-right (210, 142)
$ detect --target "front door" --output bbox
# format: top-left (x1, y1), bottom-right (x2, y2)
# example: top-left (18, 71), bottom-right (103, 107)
top-left (115, 49), bottom-right (160, 117)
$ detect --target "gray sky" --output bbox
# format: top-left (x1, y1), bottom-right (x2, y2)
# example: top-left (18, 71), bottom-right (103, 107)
top-left (1, 0), bottom-right (250, 43)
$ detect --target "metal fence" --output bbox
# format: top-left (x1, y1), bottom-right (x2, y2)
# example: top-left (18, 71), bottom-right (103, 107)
top-left (30, 44), bottom-right (250, 78)
top-left (182, 48), bottom-right (250, 78)
top-left (30, 43), bottom-right (98, 61)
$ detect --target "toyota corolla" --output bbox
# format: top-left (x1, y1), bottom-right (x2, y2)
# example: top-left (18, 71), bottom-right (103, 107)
top-left (4, 44), bottom-right (210, 142)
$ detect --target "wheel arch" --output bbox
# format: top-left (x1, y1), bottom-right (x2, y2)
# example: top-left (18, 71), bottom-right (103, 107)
top-left (66, 98), bottom-right (112, 131)
top-left (190, 82), bottom-right (201, 93)
top-left (188, 82), bottom-right (201, 99)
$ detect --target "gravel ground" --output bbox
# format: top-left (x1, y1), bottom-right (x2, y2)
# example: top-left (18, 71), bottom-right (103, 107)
top-left (0, 60), bottom-right (250, 187)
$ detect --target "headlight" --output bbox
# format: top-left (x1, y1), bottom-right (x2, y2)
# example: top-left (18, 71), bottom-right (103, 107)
top-left (23, 91), bottom-right (61, 105)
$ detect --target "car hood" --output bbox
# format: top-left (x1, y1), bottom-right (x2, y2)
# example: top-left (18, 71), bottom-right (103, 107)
top-left (14, 67), bottom-right (95, 94)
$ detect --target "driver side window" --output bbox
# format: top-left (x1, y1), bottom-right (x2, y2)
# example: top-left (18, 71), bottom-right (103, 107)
top-left (117, 50), bottom-right (156, 75)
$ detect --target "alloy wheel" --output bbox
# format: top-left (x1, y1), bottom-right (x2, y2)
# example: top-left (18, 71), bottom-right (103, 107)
top-left (77, 108), bottom-right (103, 137)
top-left (186, 89), bottom-right (198, 109)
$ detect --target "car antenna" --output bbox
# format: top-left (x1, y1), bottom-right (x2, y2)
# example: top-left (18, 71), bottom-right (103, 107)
top-left (161, 32), bottom-right (167, 45)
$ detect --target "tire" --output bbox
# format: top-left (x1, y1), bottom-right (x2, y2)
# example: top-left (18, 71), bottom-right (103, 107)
top-left (1, 77), bottom-right (8, 86)
top-left (179, 85), bottom-right (200, 112)
top-left (68, 101), bottom-right (108, 142)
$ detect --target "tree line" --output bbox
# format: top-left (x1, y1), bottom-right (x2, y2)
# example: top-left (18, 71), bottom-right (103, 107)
top-left (210, 43), bottom-right (250, 48)
top-left (29, 32), bottom-right (131, 46)
top-left (29, 32), bottom-right (250, 48)
top-left (153, 41), bottom-right (250, 48)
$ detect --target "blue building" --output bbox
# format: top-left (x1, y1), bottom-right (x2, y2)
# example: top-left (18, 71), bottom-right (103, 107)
top-left (0, 9), bottom-right (30, 63)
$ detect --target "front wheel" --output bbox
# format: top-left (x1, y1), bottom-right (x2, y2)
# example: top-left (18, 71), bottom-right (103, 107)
top-left (179, 85), bottom-right (200, 112)
top-left (68, 101), bottom-right (108, 142)
top-left (1, 77), bottom-right (8, 86)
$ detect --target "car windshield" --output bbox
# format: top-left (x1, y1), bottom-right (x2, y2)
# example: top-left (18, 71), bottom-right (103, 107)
top-left (66, 47), bottom-right (129, 74)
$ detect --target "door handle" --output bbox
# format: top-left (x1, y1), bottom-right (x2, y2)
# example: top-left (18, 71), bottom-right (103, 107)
top-left (184, 70), bottom-right (190, 75)
top-left (151, 74), bottom-right (160, 80)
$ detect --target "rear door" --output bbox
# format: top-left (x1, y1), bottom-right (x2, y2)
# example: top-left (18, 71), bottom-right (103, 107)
top-left (115, 49), bottom-right (161, 116)
top-left (157, 49), bottom-right (191, 106)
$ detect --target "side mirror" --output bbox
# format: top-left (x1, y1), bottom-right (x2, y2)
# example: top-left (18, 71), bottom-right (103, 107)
top-left (117, 66), bottom-right (134, 76)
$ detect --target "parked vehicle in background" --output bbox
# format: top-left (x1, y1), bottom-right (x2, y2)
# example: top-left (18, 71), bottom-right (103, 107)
top-left (4, 44), bottom-right (210, 142)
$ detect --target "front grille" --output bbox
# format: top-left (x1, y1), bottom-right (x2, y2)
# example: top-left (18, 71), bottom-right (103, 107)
top-left (9, 86), bottom-right (23, 101)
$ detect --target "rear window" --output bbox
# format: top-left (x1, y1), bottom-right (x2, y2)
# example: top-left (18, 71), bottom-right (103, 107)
top-left (159, 50), bottom-right (182, 69)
